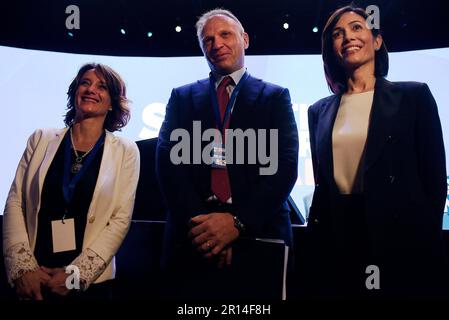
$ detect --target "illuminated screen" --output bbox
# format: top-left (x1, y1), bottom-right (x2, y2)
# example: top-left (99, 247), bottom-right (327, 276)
top-left (1, 45), bottom-right (448, 228)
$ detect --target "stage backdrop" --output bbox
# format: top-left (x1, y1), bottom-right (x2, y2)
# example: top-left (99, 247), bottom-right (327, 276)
top-left (1, 45), bottom-right (448, 228)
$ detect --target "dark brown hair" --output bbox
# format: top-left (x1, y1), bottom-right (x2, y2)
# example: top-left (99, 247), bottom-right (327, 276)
top-left (322, 5), bottom-right (389, 94)
top-left (65, 63), bottom-right (130, 131)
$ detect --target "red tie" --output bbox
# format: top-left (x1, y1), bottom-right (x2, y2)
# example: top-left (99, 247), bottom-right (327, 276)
top-left (211, 76), bottom-right (233, 203)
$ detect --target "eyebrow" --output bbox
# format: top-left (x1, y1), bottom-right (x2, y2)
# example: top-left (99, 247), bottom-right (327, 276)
top-left (80, 77), bottom-right (107, 85)
top-left (334, 19), bottom-right (364, 30)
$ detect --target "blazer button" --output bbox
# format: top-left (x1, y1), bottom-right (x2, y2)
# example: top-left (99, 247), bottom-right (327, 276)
top-left (88, 215), bottom-right (95, 223)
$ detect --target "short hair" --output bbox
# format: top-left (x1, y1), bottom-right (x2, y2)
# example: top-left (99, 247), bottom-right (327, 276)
top-left (65, 63), bottom-right (130, 132)
top-left (195, 8), bottom-right (245, 51)
top-left (321, 5), bottom-right (389, 94)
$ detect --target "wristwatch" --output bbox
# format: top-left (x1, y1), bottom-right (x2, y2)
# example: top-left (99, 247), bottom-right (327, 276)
top-left (233, 215), bottom-right (246, 233)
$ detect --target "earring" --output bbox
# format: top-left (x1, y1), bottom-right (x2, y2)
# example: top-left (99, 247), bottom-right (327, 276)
top-left (108, 107), bottom-right (113, 111)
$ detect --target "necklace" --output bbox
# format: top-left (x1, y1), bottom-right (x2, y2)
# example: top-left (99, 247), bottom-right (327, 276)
top-left (69, 127), bottom-right (96, 174)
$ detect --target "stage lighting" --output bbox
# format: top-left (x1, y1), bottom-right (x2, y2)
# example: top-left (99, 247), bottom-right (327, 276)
top-left (283, 22), bottom-right (289, 30)
top-left (175, 26), bottom-right (182, 32)
top-left (312, 27), bottom-right (318, 33)
top-left (147, 32), bottom-right (153, 38)
top-left (120, 28), bottom-right (126, 35)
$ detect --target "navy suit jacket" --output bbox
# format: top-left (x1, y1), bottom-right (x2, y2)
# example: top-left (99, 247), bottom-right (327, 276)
top-left (308, 78), bottom-right (447, 269)
top-left (156, 74), bottom-right (298, 259)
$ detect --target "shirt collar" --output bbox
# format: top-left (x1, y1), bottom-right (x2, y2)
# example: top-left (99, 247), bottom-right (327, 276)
top-left (211, 67), bottom-right (246, 88)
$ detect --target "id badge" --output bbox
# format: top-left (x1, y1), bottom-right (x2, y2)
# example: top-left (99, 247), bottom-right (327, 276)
top-left (51, 218), bottom-right (76, 253)
top-left (211, 143), bottom-right (226, 169)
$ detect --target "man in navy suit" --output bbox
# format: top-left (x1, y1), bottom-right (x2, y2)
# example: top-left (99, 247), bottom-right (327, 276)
top-left (156, 8), bottom-right (298, 298)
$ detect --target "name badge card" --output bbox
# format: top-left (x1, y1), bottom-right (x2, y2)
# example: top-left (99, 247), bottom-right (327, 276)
top-left (51, 218), bottom-right (76, 253)
top-left (211, 144), bottom-right (226, 169)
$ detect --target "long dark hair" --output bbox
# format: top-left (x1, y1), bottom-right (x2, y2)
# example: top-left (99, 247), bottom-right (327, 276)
top-left (322, 5), bottom-right (389, 94)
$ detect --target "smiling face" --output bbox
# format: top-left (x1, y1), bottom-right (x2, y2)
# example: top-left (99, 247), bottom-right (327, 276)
top-left (200, 15), bottom-right (249, 75)
top-left (332, 11), bottom-right (382, 73)
top-left (74, 69), bottom-right (112, 122)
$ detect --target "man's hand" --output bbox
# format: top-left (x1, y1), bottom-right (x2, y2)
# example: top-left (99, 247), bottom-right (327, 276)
top-left (188, 212), bottom-right (239, 258)
top-left (217, 247), bottom-right (233, 268)
top-left (41, 267), bottom-right (71, 297)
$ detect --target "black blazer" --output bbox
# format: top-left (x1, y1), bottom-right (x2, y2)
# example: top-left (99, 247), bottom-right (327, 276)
top-left (156, 75), bottom-right (299, 257)
top-left (308, 78), bottom-right (447, 275)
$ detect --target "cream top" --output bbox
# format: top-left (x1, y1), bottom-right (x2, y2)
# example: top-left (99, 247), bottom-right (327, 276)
top-left (332, 90), bottom-right (374, 194)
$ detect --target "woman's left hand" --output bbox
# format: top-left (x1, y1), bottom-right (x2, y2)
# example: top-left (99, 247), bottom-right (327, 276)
top-left (41, 266), bottom-right (71, 296)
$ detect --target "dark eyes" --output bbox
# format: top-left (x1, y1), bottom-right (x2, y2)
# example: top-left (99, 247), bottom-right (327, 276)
top-left (332, 23), bottom-right (364, 39)
top-left (79, 79), bottom-right (108, 91)
top-left (332, 30), bottom-right (342, 39)
top-left (202, 31), bottom-right (232, 45)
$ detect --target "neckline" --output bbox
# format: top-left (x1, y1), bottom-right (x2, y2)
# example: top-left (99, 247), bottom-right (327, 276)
top-left (343, 89), bottom-right (374, 97)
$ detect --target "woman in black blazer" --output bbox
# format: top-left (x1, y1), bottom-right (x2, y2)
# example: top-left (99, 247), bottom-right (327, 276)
top-left (305, 5), bottom-right (447, 298)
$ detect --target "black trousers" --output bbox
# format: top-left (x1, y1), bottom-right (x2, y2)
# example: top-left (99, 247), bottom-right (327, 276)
top-left (300, 194), bottom-right (378, 299)
top-left (163, 200), bottom-right (289, 300)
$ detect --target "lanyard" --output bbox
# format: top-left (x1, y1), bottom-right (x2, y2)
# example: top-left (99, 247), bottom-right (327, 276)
top-left (209, 72), bottom-right (249, 134)
top-left (62, 130), bottom-right (105, 206)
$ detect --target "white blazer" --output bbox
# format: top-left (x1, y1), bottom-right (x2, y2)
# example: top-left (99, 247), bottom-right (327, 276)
top-left (3, 128), bottom-right (140, 284)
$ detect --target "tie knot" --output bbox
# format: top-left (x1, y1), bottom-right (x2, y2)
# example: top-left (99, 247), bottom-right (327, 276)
top-left (218, 76), bottom-right (233, 89)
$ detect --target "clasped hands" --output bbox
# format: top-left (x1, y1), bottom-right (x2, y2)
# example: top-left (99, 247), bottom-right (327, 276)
top-left (14, 266), bottom-right (73, 300)
top-left (188, 212), bottom-right (240, 268)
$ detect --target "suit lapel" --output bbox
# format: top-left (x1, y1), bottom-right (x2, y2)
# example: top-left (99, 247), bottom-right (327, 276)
top-left (90, 131), bottom-right (115, 201)
top-left (190, 79), bottom-right (215, 191)
top-left (83, 130), bottom-right (115, 244)
top-left (37, 128), bottom-right (68, 203)
top-left (229, 75), bottom-right (263, 129)
top-left (316, 94), bottom-right (341, 189)
top-left (364, 78), bottom-right (402, 170)
top-left (191, 78), bottom-right (215, 130)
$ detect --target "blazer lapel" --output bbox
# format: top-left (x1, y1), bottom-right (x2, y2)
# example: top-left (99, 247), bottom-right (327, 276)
top-left (83, 131), bottom-right (115, 243)
top-left (364, 78), bottom-right (402, 170)
top-left (191, 78), bottom-right (215, 130)
top-left (37, 128), bottom-right (68, 203)
top-left (316, 94), bottom-right (341, 189)
top-left (88, 131), bottom-right (115, 211)
top-left (229, 75), bottom-right (263, 129)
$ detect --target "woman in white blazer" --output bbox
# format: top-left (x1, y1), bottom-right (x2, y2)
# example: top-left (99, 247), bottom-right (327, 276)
top-left (3, 63), bottom-right (140, 300)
